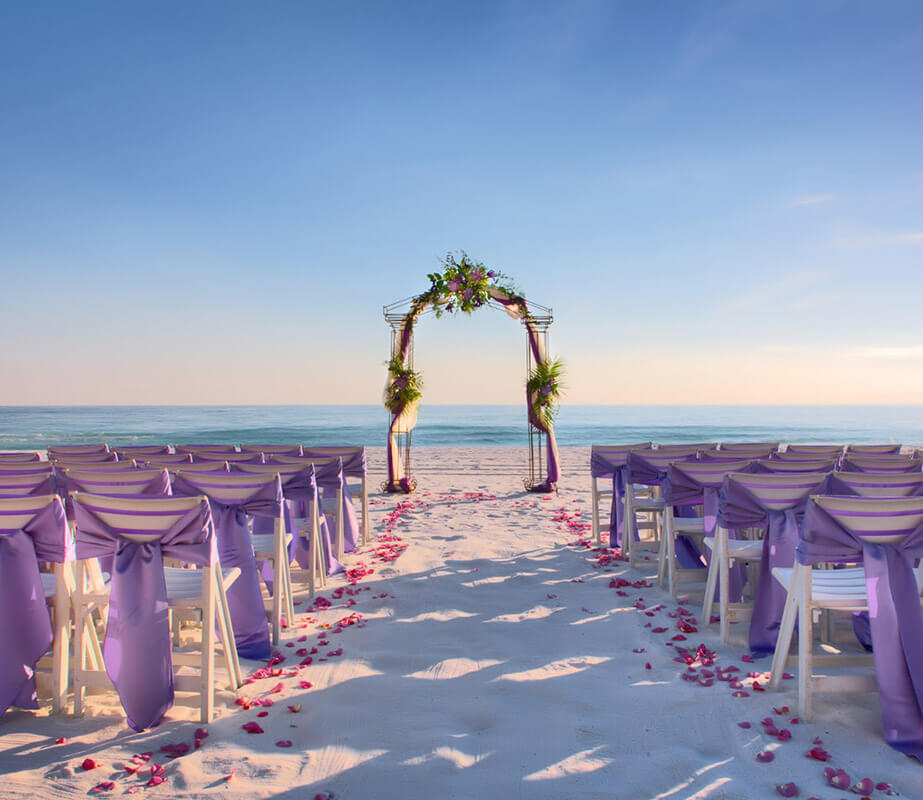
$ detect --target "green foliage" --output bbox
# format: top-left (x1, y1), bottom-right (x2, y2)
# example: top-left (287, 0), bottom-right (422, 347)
top-left (384, 356), bottom-right (423, 413)
top-left (424, 251), bottom-right (521, 317)
top-left (527, 357), bottom-right (565, 427)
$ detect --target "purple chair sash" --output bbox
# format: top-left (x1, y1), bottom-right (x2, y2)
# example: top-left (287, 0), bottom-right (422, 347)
top-left (718, 475), bottom-right (826, 656)
top-left (171, 475), bottom-right (277, 661)
top-left (73, 497), bottom-right (214, 731)
top-left (797, 500), bottom-right (923, 759)
top-left (315, 459), bottom-right (359, 553)
top-left (826, 474), bottom-right (923, 498)
top-left (0, 498), bottom-right (71, 715)
top-left (0, 473), bottom-right (56, 497)
top-left (300, 447), bottom-right (367, 480)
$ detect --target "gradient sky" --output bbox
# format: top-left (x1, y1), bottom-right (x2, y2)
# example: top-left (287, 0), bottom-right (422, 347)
top-left (1, 1), bottom-right (921, 405)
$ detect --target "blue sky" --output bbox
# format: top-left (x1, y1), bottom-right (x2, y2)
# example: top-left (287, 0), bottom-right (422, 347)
top-left (1, 1), bottom-right (921, 404)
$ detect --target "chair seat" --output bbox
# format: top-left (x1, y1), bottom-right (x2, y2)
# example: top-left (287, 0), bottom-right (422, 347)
top-left (771, 567), bottom-right (869, 607)
top-left (164, 567), bottom-right (240, 600)
top-left (672, 517), bottom-right (705, 533)
top-left (251, 532), bottom-right (293, 558)
top-left (704, 537), bottom-right (763, 559)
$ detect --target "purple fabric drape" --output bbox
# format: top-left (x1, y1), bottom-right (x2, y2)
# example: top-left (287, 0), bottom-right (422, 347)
top-left (590, 448), bottom-right (653, 548)
top-left (0, 498), bottom-right (71, 716)
top-left (718, 475), bottom-right (827, 656)
top-left (826, 474), bottom-right (923, 498)
top-left (62, 469), bottom-right (171, 516)
top-left (797, 500), bottom-right (923, 759)
top-left (315, 459), bottom-right (359, 554)
top-left (300, 448), bottom-right (366, 480)
top-left (171, 475), bottom-right (277, 661)
top-left (73, 497), bottom-right (214, 731)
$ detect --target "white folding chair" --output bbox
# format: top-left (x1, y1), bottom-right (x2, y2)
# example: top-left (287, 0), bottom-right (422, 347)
top-left (0, 451), bottom-right (41, 463)
top-left (754, 458), bottom-right (838, 474)
top-left (47, 444), bottom-right (110, 458)
top-left (0, 471), bottom-right (56, 497)
top-left (769, 496), bottom-right (923, 720)
top-left (234, 462), bottom-right (330, 596)
top-left (826, 470), bottom-right (923, 498)
top-left (174, 471), bottom-right (293, 646)
top-left (589, 443), bottom-right (652, 546)
top-left (701, 471), bottom-right (830, 642)
top-left (71, 493), bottom-right (241, 724)
top-left (845, 443), bottom-right (902, 454)
top-left (785, 444), bottom-right (844, 456)
top-left (661, 459), bottom-right (753, 596)
top-left (622, 447), bottom-right (704, 564)
top-left (299, 447), bottom-right (369, 545)
top-left (840, 454), bottom-right (923, 473)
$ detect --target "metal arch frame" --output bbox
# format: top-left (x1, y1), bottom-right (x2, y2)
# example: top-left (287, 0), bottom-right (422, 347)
top-left (383, 293), bottom-right (554, 491)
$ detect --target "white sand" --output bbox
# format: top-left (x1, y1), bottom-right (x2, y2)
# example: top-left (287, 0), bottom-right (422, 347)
top-left (1, 446), bottom-right (919, 798)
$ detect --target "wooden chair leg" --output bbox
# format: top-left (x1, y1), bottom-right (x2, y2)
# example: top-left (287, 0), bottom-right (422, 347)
top-left (701, 545), bottom-right (719, 625)
top-left (200, 565), bottom-right (217, 723)
top-left (591, 479), bottom-right (601, 546)
top-left (718, 528), bottom-right (731, 643)
top-left (215, 567), bottom-right (242, 689)
top-left (770, 563), bottom-right (800, 691)
top-left (798, 565), bottom-right (814, 720)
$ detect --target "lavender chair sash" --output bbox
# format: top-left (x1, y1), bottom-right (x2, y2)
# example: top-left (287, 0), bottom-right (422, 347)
top-left (315, 459), bottom-right (359, 553)
top-left (719, 474), bottom-right (827, 656)
top-left (0, 497), bottom-right (70, 715)
top-left (301, 447), bottom-right (366, 479)
top-left (797, 500), bottom-right (923, 759)
top-left (171, 475), bottom-right (277, 661)
top-left (249, 465), bottom-right (342, 577)
top-left (73, 497), bottom-right (213, 731)
top-left (589, 445), bottom-right (652, 547)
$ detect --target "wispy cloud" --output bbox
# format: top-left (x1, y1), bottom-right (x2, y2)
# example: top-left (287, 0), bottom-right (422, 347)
top-left (853, 345), bottom-right (923, 361)
top-left (791, 194), bottom-right (834, 207)
top-left (728, 269), bottom-right (828, 311)
top-left (789, 289), bottom-right (846, 311)
top-left (834, 231), bottom-right (923, 249)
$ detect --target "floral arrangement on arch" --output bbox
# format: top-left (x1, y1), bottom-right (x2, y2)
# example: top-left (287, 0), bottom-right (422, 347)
top-left (527, 357), bottom-right (565, 428)
top-left (420, 252), bottom-right (524, 318)
top-left (384, 356), bottom-right (423, 413)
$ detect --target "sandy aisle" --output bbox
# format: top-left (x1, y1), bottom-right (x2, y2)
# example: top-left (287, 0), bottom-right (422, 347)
top-left (1, 447), bottom-right (918, 799)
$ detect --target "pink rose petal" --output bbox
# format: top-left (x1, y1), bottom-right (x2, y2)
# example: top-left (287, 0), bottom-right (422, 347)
top-left (776, 783), bottom-right (798, 797)
top-left (275, 740), bottom-right (293, 748)
top-left (756, 750), bottom-right (775, 763)
top-left (241, 721), bottom-right (264, 734)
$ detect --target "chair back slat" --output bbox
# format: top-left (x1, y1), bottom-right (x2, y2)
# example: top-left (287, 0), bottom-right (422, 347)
top-left (845, 443), bottom-right (902, 454)
top-left (71, 492), bottom-right (205, 539)
top-left (269, 454), bottom-right (340, 468)
top-left (240, 444), bottom-right (303, 455)
top-left (193, 452), bottom-right (264, 464)
top-left (54, 460), bottom-right (137, 472)
top-left (671, 459), bottom-right (754, 487)
top-left (0, 472), bottom-right (55, 497)
top-left (164, 461), bottom-right (230, 474)
top-left (233, 463), bottom-right (307, 478)
top-left (725, 471), bottom-right (830, 511)
top-left (66, 468), bottom-right (169, 495)
top-left (717, 443), bottom-right (779, 456)
top-left (0, 461), bottom-right (54, 475)
top-left (653, 444), bottom-right (714, 455)
top-left (173, 471), bottom-right (280, 504)
top-left (175, 444), bottom-right (238, 454)
top-left (47, 444), bottom-right (110, 457)
top-left (51, 452), bottom-right (118, 464)
top-left (813, 495), bottom-right (923, 541)
top-left (828, 471), bottom-right (923, 498)
top-left (113, 445), bottom-right (171, 457)
top-left (0, 494), bottom-right (62, 531)
top-left (0, 451), bottom-right (41, 463)
top-left (143, 453), bottom-right (194, 466)
top-left (785, 444), bottom-right (843, 455)
top-left (755, 458), bottom-right (837, 473)
top-left (841, 455), bottom-right (922, 474)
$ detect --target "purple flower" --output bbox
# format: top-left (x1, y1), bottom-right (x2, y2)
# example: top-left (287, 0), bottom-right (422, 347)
top-left (447, 279), bottom-right (461, 293)
top-left (462, 288), bottom-right (474, 301)
top-left (487, 270), bottom-right (496, 278)
top-left (470, 269), bottom-right (484, 282)
top-left (540, 382), bottom-right (554, 396)
top-left (445, 303), bottom-right (453, 312)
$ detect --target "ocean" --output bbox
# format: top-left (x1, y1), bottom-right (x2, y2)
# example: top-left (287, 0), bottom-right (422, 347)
top-left (0, 405), bottom-right (920, 450)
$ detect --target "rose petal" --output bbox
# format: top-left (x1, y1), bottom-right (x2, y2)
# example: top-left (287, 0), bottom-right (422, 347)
top-left (756, 751), bottom-right (775, 763)
top-left (241, 722), bottom-right (264, 734)
top-left (82, 758), bottom-right (98, 771)
top-left (275, 740), bottom-right (293, 748)
top-left (776, 783), bottom-right (798, 797)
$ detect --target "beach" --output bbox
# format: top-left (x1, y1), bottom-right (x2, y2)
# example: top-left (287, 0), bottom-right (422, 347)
top-left (0, 445), bottom-right (917, 799)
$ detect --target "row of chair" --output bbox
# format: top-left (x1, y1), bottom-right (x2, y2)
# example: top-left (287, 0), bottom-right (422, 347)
top-left (0, 445), bottom-right (363, 729)
top-left (589, 441), bottom-right (923, 758)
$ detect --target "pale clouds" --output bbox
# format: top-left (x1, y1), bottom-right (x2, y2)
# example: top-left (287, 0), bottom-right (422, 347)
top-left (834, 231), bottom-right (923, 248)
top-left (791, 193), bottom-right (835, 206)
top-left (728, 269), bottom-right (829, 311)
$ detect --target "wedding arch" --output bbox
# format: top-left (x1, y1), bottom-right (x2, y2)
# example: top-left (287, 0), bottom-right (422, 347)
top-left (382, 253), bottom-right (562, 494)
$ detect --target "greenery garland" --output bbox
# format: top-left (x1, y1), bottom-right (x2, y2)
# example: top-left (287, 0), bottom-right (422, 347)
top-left (384, 355), bottom-right (423, 413)
top-left (526, 357), bottom-right (565, 428)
